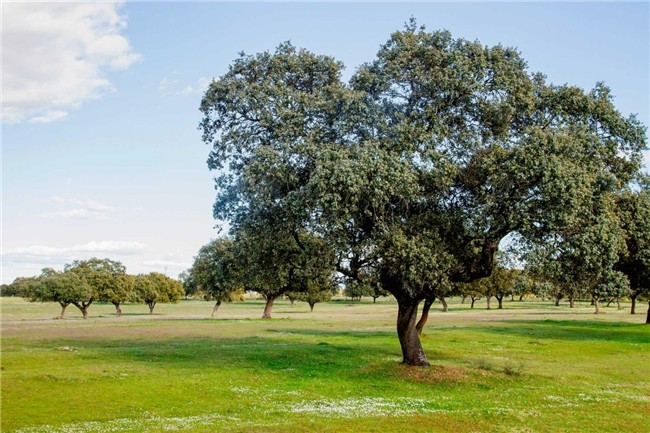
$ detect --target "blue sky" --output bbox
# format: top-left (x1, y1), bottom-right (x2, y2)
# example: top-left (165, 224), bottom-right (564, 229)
top-left (2, 1), bottom-right (649, 283)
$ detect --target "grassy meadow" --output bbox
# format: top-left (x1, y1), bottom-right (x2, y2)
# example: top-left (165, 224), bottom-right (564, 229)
top-left (1, 296), bottom-right (649, 432)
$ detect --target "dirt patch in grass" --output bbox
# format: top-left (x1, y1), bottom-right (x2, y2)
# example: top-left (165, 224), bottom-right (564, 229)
top-left (394, 364), bottom-right (469, 384)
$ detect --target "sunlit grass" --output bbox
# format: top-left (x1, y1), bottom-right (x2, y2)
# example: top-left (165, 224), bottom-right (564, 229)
top-left (1, 297), bottom-right (648, 432)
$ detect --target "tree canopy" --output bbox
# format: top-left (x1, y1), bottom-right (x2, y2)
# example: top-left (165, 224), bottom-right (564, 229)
top-left (200, 22), bottom-right (647, 365)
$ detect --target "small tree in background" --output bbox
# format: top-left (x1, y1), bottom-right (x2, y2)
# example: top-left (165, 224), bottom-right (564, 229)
top-left (134, 272), bottom-right (184, 314)
top-left (27, 268), bottom-right (93, 319)
top-left (343, 280), bottom-right (373, 302)
top-left (187, 238), bottom-right (245, 317)
top-left (99, 273), bottom-right (135, 317)
top-left (65, 258), bottom-right (128, 318)
top-left (5, 276), bottom-right (39, 298)
top-left (614, 189), bottom-right (650, 320)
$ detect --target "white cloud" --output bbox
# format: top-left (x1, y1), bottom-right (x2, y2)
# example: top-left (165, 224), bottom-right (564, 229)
top-left (7, 241), bottom-right (149, 257)
top-left (1, 1), bottom-right (141, 124)
top-left (178, 77), bottom-right (213, 96)
top-left (2, 241), bottom-right (150, 272)
top-left (158, 76), bottom-right (178, 92)
top-left (29, 110), bottom-right (69, 124)
top-left (2, 241), bottom-right (150, 282)
top-left (159, 76), bottom-right (213, 96)
top-left (142, 260), bottom-right (191, 273)
top-left (42, 198), bottom-right (115, 219)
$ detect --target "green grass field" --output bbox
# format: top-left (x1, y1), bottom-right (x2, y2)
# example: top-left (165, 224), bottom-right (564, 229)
top-left (1, 297), bottom-right (648, 432)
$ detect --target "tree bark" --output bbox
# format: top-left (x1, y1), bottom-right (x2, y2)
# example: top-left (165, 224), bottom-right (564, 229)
top-left (631, 294), bottom-right (637, 314)
top-left (113, 302), bottom-right (122, 317)
top-left (262, 295), bottom-right (275, 319)
top-left (212, 300), bottom-right (222, 317)
top-left (519, 294), bottom-right (525, 301)
top-left (471, 297), bottom-right (477, 309)
top-left (58, 302), bottom-right (68, 319)
top-left (486, 296), bottom-right (492, 310)
top-left (416, 297), bottom-right (435, 335)
top-left (373, 296), bottom-right (377, 304)
top-left (496, 295), bottom-right (504, 309)
top-left (396, 298), bottom-right (429, 366)
top-left (73, 301), bottom-right (91, 319)
top-left (439, 296), bottom-right (448, 312)
top-left (594, 297), bottom-right (600, 314)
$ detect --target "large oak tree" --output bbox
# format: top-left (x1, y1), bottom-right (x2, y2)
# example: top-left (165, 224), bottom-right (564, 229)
top-left (200, 22), bottom-right (646, 366)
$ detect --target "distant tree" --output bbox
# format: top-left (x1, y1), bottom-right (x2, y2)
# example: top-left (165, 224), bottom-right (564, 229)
top-left (100, 273), bottom-right (135, 317)
top-left (614, 189), bottom-right (650, 320)
top-left (65, 258), bottom-right (128, 318)
top-left (294, 286), bottom-right (336, 312)
top-left (178, 270), bottom-right (198, 299)
top-left (343, 280), bottom-right (373, 302)
top-left (4, 277), bottom-right (39, 297)
top-left (526, 194), bottom-right (628, 313)
top-left (235, 222), bottom-right (335, 319)
top-left (133, 272), bottom-right (184, 314)
top-left (593, 270), bottom-right (630, 314)
top-left (456, 280), bottom-right (484, 309)
top-left (484, 266), bottom-right (519, 309)
top-left (512, 272), bottom-right (534, 301)
top-left (27, 269), bottom-right (92, 319)
top-left (187, 238), bottom-right (245, 317)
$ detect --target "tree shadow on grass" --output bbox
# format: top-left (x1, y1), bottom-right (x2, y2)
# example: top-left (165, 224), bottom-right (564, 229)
top-left (53, 333), bottom-right (400, 380)
top-left (456, 319), bottom-right (650, 344)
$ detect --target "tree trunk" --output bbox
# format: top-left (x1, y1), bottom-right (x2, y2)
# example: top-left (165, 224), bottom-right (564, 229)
top-left (496, 295), bottom-right (504, 309)
top-left (616, 297), bottom-right (622, 310)
top-left (554, 295), bottom-right (561, 307)
top-left (373, 296), bottom-right (377, 304)
top-left (461, 295), bottom-right (467, 304)
top-left (73, 301), bottom-right (90, 319)
top-left (148, 302), bottom-right (156, 314)
top-left (262, 295), bottom-right (275, 319)
top-left (396, 298), bottom-right (429, 367)
top-left (594, 297), bottom-right (600, 314)
top-left (569, 297), bottom-right (575, 308)
top-left (58, 302), bottom-right (68, 319)
top-left (416, 297), bottom-right (435, 335)
top-left (212, 300), bottom-right (222, 317)
top-left (113, 302), bottom-right (122, 317)
top-left (631, 294), bottom-right (637, 314)
top-left (439, 296), bottom-right (448, 312)
top-left (471, 297), bottom-right (477, 309)
top-left (646, 301), bottom-right (650, 324)
top-left (519, 294), bottom-right (525, 301)
top-left (309, 302), bottom-right (315, 312)
top-left (486, 296), bottom-right (492, 310)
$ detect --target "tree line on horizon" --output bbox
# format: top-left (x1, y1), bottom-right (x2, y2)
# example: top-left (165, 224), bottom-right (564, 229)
top-left (2, 258), bottom-right (184, 319)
